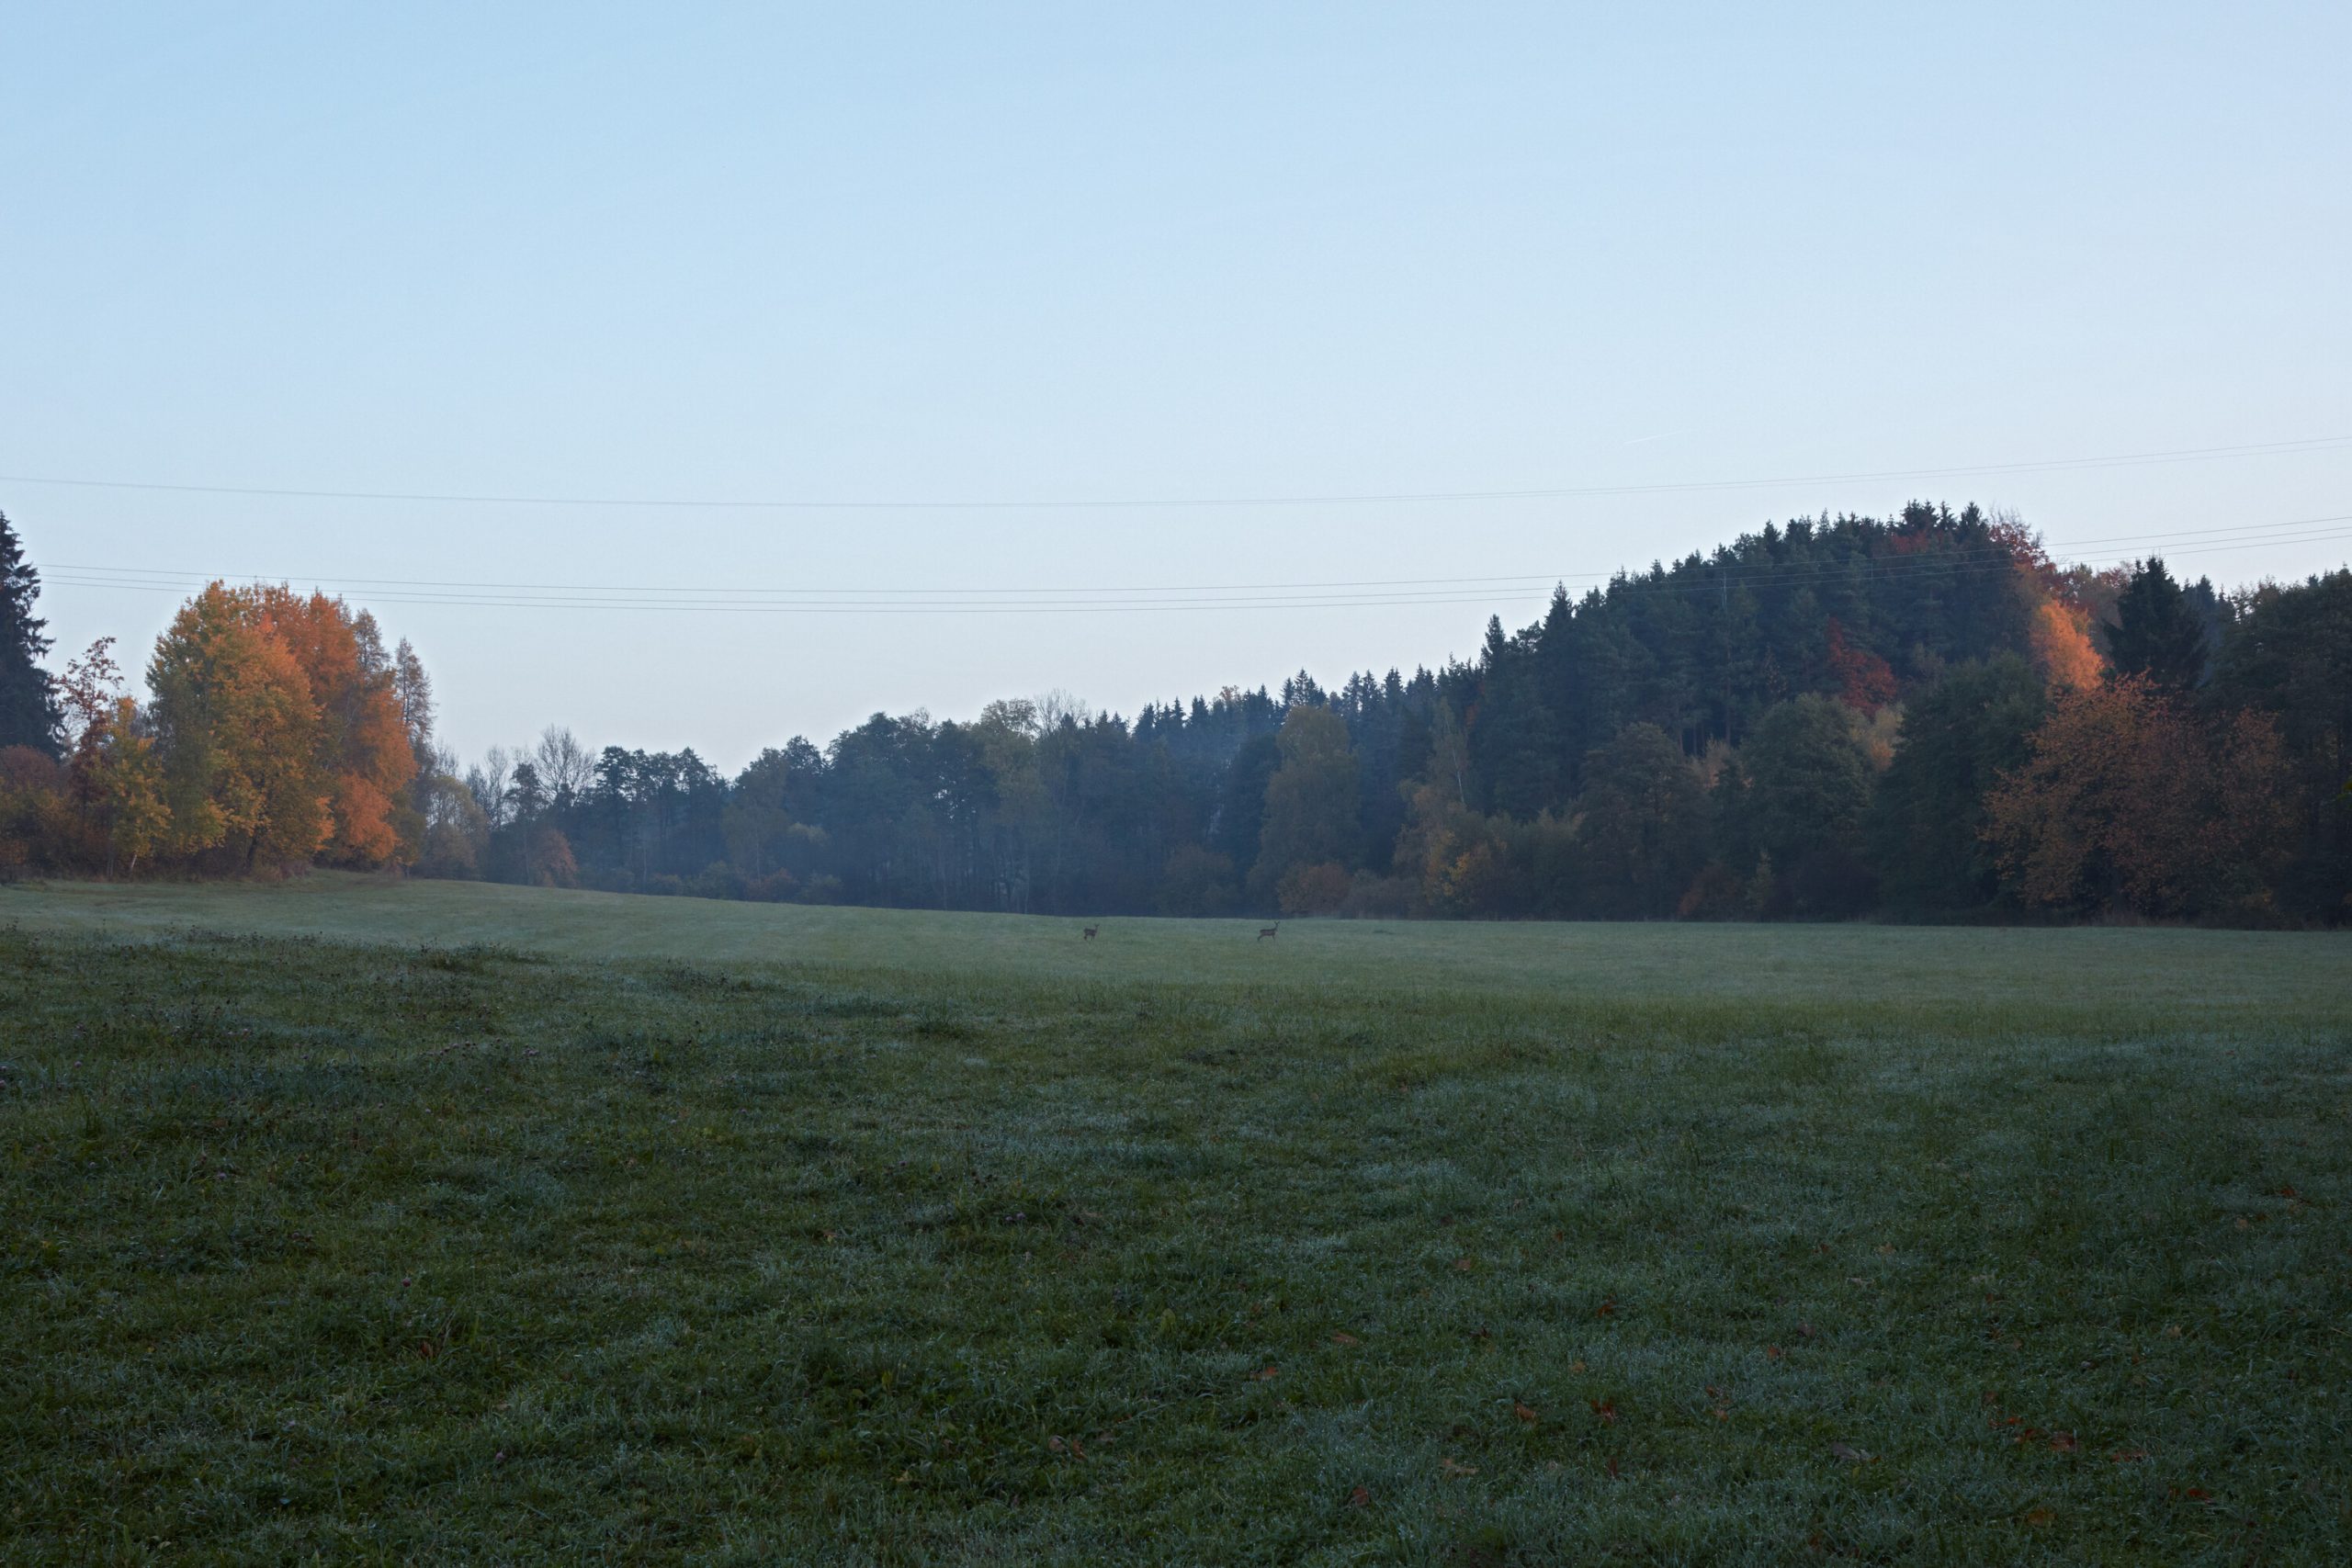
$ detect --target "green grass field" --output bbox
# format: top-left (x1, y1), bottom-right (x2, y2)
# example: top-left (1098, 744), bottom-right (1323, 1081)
top-left (4, 876), bottom-right (2349, 1563)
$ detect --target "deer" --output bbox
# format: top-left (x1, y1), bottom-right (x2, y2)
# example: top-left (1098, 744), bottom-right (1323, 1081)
top-left (1258, 923), bottom-right (1279, 942)
top-left (1082, 924), bottom-right (1099, 941)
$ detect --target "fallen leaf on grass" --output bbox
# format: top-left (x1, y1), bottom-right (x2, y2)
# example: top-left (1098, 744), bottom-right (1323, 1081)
top-left (1330, 1332), bottom-right (1359, 1346)
top-left (2049, 1431), bottom-right (2079, 1452)
top-left (1512, 1401), bottom-right (1539, 1424)
top-left (1606, 1457), bottom-right (1621, 1480)
top-left (1251, 1364), bottom-right (1279, 1381)
top-left (1828, 1442), bottom-right (1873, 1463)
top-left (1347, 1485), bottom-right (1372, 1508)
top-left (1589, 1399), bottom-right (1618, 1424)
top-left (1440, 1456), bottom-right (1477, 1476)
top-left (2109, 1447), bottom-right (2149, 1462)
top-left (2023, 1506), bottom-right (2054, 1528)
top-left (1595, 1297), bottom-right (1616, 1317)
top-left (1453, 1257), bottom-right (1476, 1273)
top-left (1765, 1345), bottom-right (1785, 1360)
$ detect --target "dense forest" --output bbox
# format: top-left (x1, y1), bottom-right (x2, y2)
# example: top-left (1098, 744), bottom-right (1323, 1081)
top-left (5, 504), bottom-right (2347, 924)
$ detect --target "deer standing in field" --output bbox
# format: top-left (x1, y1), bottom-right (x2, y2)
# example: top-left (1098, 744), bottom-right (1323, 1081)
top-left (1082, 924), bottom-right (1099, 941)
top-left (1258, 923), bottom-right (1279, 942)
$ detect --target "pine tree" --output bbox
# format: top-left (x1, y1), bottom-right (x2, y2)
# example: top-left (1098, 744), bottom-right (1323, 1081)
top-left (1468, 616), bottom-right (1559, 816)
top-left (0, 511), bottom-right (63, 756)
top-left (2107, 558), bottom-right (2208, 691)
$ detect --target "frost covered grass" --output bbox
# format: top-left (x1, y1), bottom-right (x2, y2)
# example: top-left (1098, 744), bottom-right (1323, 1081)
top-left (2, 880), bottom-right (2348, 1562)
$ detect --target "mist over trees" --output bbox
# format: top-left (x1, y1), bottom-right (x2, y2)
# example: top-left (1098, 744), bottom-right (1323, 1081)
top-left (6, 502), bottom-right (2349, 923)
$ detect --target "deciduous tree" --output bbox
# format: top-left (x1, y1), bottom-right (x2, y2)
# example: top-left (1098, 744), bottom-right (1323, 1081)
top-left (147, 584), bottom-right (331, 870)
top-left (1984, 675), bottom-right (2290, 918)
top-left (1250, 705), bottom-right (1360, 901)
top-left (1575, 722), bottom-right (1707, 917)
top-left (244, 587), bottom-right (416, 864)
top-left (1720, 694), bottom-right (1876, 915)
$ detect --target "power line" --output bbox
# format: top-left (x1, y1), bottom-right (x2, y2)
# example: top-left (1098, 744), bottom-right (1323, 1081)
top-left (41, 503), bottom-right (2351, 597)
top-left (37, 513), bottom-right (2351, 615)
top-left (6, 434), bottom-right (2349, 512)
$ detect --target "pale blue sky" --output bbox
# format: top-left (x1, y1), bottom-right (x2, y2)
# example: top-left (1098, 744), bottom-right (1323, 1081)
top-left (6, 3), bottom-right (2347, 768)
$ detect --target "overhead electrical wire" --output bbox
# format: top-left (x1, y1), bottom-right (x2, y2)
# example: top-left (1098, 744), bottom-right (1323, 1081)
top-left (5, 434), bottom-right (2349, 512)
top-left (38, 508), bottom-right (2352, 602)
top-left (36, 512), bottom-right (2352, 615)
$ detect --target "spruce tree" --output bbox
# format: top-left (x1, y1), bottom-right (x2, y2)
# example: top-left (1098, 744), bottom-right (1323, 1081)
top-left (2107, 557), bottom-right (2208, 691)
top-left (0, 511), bottom-right (62, 756)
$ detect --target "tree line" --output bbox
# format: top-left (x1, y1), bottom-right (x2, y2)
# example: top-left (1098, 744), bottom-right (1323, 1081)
top-left (5, 503), bottom-right (2347, 923)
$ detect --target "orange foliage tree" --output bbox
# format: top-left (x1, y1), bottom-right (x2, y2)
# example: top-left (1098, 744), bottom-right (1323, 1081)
top-left (145, 583), bottom-right (417, 873)
top-left (149, 585), bottom-right (330, 870)
top-left (2027, 599), bottom-right (2103, 691)
top-left (243, 588), bottom-right (417, 864)
top-left (1983, 675), bottom-right (2290, 917)
top-left (1990, 513), bottom-right (2106, 691)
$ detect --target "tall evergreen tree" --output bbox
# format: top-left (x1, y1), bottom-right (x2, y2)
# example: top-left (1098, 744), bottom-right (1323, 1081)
top-left (2106, 558), bottom-right (2208, 691)
top-left (1468, 616), bottom-right (1558, 815)
top-left (1214, 732), bottom-right (1281, 875)
top-left (0, 511), bottom-right (63, 756)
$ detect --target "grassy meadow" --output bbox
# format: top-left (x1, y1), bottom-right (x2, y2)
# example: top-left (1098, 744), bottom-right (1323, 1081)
top-left (3, 876), bottom-right (2349, 1562)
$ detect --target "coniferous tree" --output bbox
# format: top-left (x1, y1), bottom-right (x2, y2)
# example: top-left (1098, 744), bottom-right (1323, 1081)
top-left (2106, 558), bottom-right (2208, 691)
top-left (1468, 616), bottom-right (1558, 815)
top-left (1214, 732), bottom-right (1281, 879)
top-left (0, 512), bottom-right (63, 756)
